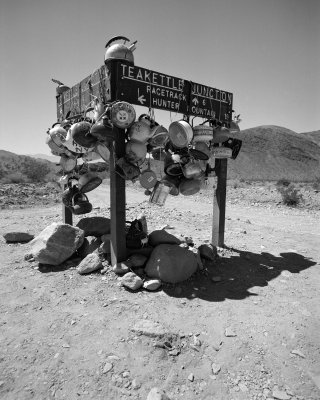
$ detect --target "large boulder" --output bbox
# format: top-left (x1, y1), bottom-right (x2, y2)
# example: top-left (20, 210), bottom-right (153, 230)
top-left (145, 244), bottom-right (197, 283)
top-left (28, 223), bottom-right (84, 266)
top-left (148, 230), bottom-right (181, 247)
top-left (76, 217), bottom-right (111, 237)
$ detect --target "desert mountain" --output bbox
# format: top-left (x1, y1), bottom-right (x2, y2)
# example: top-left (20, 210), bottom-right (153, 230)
top-left (27, 153), bottom-right (60, 163)
top-left (225, 125), bottom-right (320, 181)
top-left (0, 150), bottom-right (59, 182)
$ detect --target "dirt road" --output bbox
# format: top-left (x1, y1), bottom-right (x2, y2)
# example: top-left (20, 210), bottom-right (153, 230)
top-left (0, 183), bottom-right (319, 400)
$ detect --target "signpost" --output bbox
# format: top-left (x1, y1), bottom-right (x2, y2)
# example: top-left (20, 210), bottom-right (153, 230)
top-left (56, 59), bottom-right (234, 263)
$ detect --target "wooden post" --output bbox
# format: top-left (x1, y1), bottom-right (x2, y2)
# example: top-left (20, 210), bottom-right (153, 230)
top-left (62, 204), bottom-right (73, 225)
top-left (109, 61), bottom-right (127, 265)
top-left (212, 158), bottom-right (228, 247)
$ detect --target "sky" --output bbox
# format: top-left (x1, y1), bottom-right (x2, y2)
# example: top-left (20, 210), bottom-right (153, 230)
top-left (0, 0), bottom-right (319, 156)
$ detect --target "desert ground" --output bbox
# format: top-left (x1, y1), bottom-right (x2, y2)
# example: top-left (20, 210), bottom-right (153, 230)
top-left (0, 180), bottom-right (319, 400)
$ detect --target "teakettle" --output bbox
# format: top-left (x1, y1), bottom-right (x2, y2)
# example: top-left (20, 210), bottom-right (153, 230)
top-left (104, 36), bottom-right (137, 65)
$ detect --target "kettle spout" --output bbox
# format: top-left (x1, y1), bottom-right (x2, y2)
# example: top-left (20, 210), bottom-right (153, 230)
top-left (129, 40), bottom-right (137, 52)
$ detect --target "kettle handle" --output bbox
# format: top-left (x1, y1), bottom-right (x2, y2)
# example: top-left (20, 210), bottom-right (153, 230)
top-left (105, 36), bottom-right (130, 48)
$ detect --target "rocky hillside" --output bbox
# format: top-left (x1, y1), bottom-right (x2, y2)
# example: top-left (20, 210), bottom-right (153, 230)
top-left (225, 125), bottom-right (320, 181)
top-left (0, 150), bottom-right (59, 183)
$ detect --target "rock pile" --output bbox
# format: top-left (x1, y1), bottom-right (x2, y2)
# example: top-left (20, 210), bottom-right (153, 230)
top-left (21, 216), bottom-right (216, 292)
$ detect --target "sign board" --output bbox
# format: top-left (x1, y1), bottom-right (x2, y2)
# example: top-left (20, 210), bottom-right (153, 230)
top-left (189, 82), bottom-right (233, 122)
top-left (56, 62), bottom-right (233, 124)
top-left (56, 66), bottom-right (110, 121)
top-left (117, 63), bottom-right (190, 115)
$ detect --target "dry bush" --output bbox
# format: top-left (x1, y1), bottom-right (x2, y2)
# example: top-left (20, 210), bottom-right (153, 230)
top-left (1, 172), bottom-right (30, 184)
top-left (276, 180), bottom-right (303, 206)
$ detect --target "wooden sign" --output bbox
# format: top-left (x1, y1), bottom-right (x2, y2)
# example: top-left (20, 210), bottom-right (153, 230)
top-left (117, 63), bottom-right (190, 115)
top-left (189, 82), bottom-right (233, 122)
top-left (56, 66), bottom-right (111, 121)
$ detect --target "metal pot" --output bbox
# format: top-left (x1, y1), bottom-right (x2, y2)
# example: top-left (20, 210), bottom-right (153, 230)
top-left (104, 36), bottom-right (137, 65)
top-left (116, 157), bottom-right (140, 181)
top-left (70, 121), bottom-right (97, 148)
top-left (46, 124), bottom-right (68, 156)
top-left (127, 119), bottom-right (153, 143)
top-left (211, 146), bottom-right (233, 159)
top-left (71, 192), bottom-right (92, 215)
top-left (179, 178), bottom-right (201, 196)
top-left (78, 172), bottom-right (102, 193)
top-left (110, 101), bottom-right (136, 129)
top-left (182, 159), bottom-right (204, 179)
top-left (149, 125), bottom-right (169, 147)
top-left (90, 118), bottom-right (114, 142)
top-left (125, 141), bottom-right (147, 165)
top-left (59, 154), bottom-right (77, 172)
top-left (168, 120), bottom-right (193, 148)
top-left (211, 127), bottom-right (229, 143)
top-left (139, 168), bottom-right (157, 189)
top-left (149, 181), bottom-right (170, 206)
top-left (95, 142), bottom-right (110, 162)
top-left (164, 152), bottom-right (184, 177)
top-left (192, 124), bottom-right (214, 142)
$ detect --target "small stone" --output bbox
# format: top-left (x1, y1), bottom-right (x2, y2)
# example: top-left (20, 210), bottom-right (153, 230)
top-left (147, 387), bottom-right (172, 400)
top-left (103, 362), bottom-right (113, 373)
top-left (122, 371), bottom-right (130, 378)
top-left (113, 262), bottom-right (130, 275)
top-left (272, 389), bottom-right (291, 400)
top-left (211, 363), bottom-right (221, 375)
top-left (121, 272), bottom-right (143, 291)
top-left (225, 328), bottom-right (237, 337)
top-left (143, 279), bottom-right (162, 291)
top-left (193, 336), bottom-right (201, 346)
top-left (188, 373), bottom-right (194, 382)
top-left (131, 379), bottom-right (141, 389)
top-left (131, 319), bottom-right (168, 338)
top-left (62, 343), bottom-right (70, 348)
top-left (291, 349), bottom-right (305, 358)
top-left (77, 253), bottom-right (102, 275)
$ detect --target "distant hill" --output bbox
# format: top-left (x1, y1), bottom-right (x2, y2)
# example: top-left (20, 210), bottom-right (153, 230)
top-left (226, 125), bottom-right (320, 181)
top-left (300, 130), bottom-right (320, 146)
top-left (0, 150), bottom-right (59, 182)
top-left (27, 153), bottom-right (60, 163)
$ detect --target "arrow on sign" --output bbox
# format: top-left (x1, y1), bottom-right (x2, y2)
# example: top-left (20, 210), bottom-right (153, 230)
top-left (192, 97), bottom-right (199, 105)
top-left (138, 88), bottom-right (146, 105)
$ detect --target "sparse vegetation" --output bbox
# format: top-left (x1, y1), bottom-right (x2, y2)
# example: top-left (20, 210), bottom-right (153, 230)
top-left (276, 179), bottom-right (303, 206)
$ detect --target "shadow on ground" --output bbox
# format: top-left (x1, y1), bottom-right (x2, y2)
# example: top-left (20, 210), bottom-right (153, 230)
top-left (162, 248), bottom-right (317, 302)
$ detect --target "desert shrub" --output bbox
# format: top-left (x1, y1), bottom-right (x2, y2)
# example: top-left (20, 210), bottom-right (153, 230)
top-left (1, 172), bottom-right (30, 184)
top-left (276, 182), bottom-right (303, 206)
top-left (21, 158), bottom-right (51, 182)
top-left (312, 177), bottom-right (320, 191)
top-left (276, 178), bottom-right (290, 187)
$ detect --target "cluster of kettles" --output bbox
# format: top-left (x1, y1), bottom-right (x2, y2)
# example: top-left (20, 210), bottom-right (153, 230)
top-left (47, 36), bottom-right (242, 214)
top-left (46, 97), bottom-right (242, 213)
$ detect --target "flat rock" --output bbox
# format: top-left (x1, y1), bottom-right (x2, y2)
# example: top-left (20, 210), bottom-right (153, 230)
top-left (76, 217), bottom-right (111, 237)
top-left (143, 279), bottom-right (162, 291)
top-left (145, 244), bottom-right (197, 284)
top-left (3, 232), bottom-right (34, 243)
top-left (131, 319), bottom-right (169, 338)
top-left (211, 362), bottom-right (221, 375)
top-left (148, 230), bottom-right (181, 247)
top-left (147, 387), bottom-right (172, 400)
top-left (225, 327), bottom-right (237, 337)
top-left (272, 390), bottom-right (291, 400)
top-left (121, 272), bottom-right (143, 291)
top-left (77, 252), bottom-right (102, 274)
top-left (28, 223), bottom-right (84, 266)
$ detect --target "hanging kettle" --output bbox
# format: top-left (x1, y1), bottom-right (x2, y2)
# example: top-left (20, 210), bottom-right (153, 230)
top-left (168, 120), bottom-right (193, 149)
top-left (70, 121), bottom-right (98, 148)
top-left (179, 178), bottom-right (201, 196)
top-left (116, 157), bottom-right (140, 181)
top-left (192, 123), bottom-right (214, 143)
top-left (149, 125), bottom-right (169, 147)
top-left (46, 123), bottom-right (68, 156)
top-left (78, 172), bottom-right (102, 193)
top-left (71, 192), bottom-right (93, 215)
top-left (182, 159), bottom-right (205, 179)
top-left (90, 117), bottom-right (114, 142)
top-left (104, 36), bottom-right (137, 65)
top-left (127, 114), bottom-right (153, 143)
top-left (59, 154), bottom-right (77, 173)
top-left (125, 140), bottom-right (147, 165)
top-left (211, 126), bottom-right (229, 143)
top-left (110, 101), bottom-right (136, 129)
top-left (139, 157), bottom-right (157, 189)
